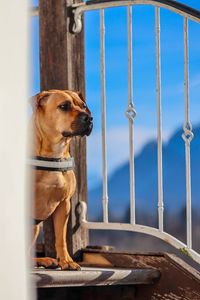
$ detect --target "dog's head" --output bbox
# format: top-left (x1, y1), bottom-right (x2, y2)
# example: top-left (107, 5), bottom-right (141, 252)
top-left (32, 89), bottom-right (93, 139)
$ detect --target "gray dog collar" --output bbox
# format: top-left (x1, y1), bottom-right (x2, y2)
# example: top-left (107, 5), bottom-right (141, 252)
top-left (28, 156), bottom-right (75, 172)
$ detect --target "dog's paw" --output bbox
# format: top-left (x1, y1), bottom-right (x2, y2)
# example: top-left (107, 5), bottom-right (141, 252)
top-left (58, 259), bottom-right (81, 271)
top-left (33, 257), bottom-right (58, 269)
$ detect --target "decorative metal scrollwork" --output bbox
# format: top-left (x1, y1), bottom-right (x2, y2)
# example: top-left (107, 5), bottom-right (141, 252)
top-left (77, 201), bottom-right (87, 224)
top-left (125, 103), bottom-right (136, 123)
top-left (72, 9), bottom-right (83, 33)
top-left (182, 121), bottom-right (194, 143)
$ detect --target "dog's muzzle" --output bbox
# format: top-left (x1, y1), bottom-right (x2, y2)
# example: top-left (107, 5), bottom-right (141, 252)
top-left (63, 113), bottom-right (93, 138)
top-left (78, 112), bottom-right (93, 136)
top-left (83, 119), bottom-right (93, 136)
top-left (85, 122), bottom-right (93, 136)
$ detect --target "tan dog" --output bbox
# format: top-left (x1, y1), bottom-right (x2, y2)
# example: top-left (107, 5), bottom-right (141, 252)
top-left (30, 89), bottom-right (93, 270)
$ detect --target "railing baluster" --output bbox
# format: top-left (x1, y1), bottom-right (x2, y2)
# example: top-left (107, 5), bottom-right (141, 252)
top-left (182, 17), bottom-right (193, 249)
top-left (155, 7), bottom-right (164, 231)
top-left (100, 9), bottom-right (108, 223)
top-left (126, 6), bottom-right (136, 225)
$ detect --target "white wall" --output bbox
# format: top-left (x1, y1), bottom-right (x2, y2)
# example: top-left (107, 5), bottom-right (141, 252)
top-left (0, 1), bottom-right (31, 299)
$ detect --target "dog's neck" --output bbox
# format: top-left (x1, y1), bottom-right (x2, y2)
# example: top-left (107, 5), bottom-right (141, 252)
top-left (32, 115), bottom-right (71, 159)
top-left (36, 135), bottom-right (71, 158)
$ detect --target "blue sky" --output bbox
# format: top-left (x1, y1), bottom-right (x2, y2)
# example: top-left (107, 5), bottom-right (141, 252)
top-left (31, 1), bottom-right (200, 189)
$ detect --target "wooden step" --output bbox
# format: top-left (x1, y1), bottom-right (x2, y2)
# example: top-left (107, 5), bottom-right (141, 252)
top-left (32, 266), bottom-right (160, 288)
top-left (80, 249), bottom-right (200, 300)
top-left (33, 250), bottom-right (200, 300)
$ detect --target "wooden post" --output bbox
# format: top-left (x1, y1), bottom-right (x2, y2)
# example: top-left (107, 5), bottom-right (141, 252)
top-left (39, 0), bottom-right (88, 257)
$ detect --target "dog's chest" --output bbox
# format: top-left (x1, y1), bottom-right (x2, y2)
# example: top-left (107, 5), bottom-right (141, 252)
top-left (33, 170), bottom-right (76, 220)
top-left (35, 170), bottom-right (76, 203)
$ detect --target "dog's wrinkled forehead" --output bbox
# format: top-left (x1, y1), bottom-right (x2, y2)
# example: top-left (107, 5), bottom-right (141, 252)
top-left (31, 89), bottom-right (85, 111)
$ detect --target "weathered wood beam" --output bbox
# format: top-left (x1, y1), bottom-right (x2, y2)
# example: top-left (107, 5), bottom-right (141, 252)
top-left (39, 0), bottom-right (88, 257)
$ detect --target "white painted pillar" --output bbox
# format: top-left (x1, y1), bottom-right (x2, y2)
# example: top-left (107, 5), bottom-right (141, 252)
top-left (0, 1), bottom-right (31, 299)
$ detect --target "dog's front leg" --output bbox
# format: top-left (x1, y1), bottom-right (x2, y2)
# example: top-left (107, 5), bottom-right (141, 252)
top-left (52, 199), bottom-right (81, 270)
top-left (31, 224), bottom-right (58, 269)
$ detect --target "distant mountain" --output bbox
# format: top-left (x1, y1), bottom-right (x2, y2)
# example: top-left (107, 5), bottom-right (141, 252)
top-left (88, 125), bottom-right (200, 220)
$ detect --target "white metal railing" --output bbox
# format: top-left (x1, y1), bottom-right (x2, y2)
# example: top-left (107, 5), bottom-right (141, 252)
top-left (73, 0), bottom-right (200, 265)
top-left (126, 6), bottom-right (136, 225)
top-left (182, 16), bottom-right (194, 249)
top-left (100, 9), bottom-right (109, 223)
top-left (31, 1), bottom-right (200, 264)
top-left (155, 7), bottom-right (164, 232)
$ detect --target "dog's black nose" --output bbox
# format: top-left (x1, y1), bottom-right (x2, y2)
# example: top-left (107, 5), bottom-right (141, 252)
top-left (79, 113), bottom-right (93, 123)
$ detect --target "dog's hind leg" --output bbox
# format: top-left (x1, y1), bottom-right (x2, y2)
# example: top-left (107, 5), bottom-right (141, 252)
top-left (31, 224), bottom-right (58, 269)
top-left (52, 199), bottom-right (81, 270)
top-left (33, 257), bottom-right (58, 269)
top-left (31, 224), bottom-right (40, 248)
top-left (29, 224), bottom-right (40, 255)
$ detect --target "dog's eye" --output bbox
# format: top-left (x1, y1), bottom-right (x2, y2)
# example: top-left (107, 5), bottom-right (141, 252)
top-left (82, 103), bottom-right (87, 110)
top-left (58, 102), bottom-right (71, 111)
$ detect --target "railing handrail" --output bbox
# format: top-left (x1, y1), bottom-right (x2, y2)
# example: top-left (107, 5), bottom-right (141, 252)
top-left (86, 0), bottom-right (200, 19)
top-left (72, 0), bottom-right (200, 33)
top-left (31, 0), bottom-right (200, 24)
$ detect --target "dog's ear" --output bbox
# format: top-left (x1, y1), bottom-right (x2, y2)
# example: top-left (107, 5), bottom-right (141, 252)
top-left (30, 91), bottom-right (51, 111)
top-left (77, 91), bottom-right (85, 103)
